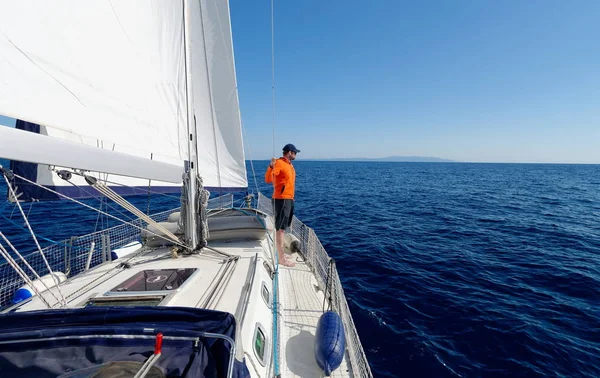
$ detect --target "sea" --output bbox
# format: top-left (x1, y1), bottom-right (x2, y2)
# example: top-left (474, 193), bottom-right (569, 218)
top-left (1, 160), bottom-right (599, 378)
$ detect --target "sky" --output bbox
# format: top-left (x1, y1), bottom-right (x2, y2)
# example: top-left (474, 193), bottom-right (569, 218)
top-left (2, 1), bottom-right (599, 163)
top-left (229, 0), bottom-right (600, 163)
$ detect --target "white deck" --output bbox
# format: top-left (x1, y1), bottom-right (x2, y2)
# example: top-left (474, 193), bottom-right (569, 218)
top-left (8, 236), bottom-right (355, 377)
top-left (279, 252), bottom-right (352, 378)
top-left (13, 243), bottom-right (260, 312)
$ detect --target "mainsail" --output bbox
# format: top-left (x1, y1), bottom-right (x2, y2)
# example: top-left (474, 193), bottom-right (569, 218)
top-left (0, 0), bottom-right (247, 201)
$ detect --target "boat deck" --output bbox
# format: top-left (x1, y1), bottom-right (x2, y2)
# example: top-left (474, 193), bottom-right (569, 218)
top-left (279, 252), bottom-right (352, 377)
top-left (7, 238), bottom-right (355, 377)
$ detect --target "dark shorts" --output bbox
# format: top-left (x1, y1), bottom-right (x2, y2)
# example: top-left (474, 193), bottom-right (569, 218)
top-left (273, 199), bottom-right (294, 231)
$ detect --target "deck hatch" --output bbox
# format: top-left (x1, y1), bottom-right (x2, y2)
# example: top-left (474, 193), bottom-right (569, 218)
top-left (110, 268), bottom-right (197, 293)
top-left (86, 295), bottom-right (165, 307)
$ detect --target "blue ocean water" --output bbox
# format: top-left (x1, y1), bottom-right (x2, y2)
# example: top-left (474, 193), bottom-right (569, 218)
top-left (1, 160), bottom-right (599, 377)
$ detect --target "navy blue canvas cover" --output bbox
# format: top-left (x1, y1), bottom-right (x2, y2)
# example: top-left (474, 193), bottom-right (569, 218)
top-left (0, 306), bottom-right (250, 378)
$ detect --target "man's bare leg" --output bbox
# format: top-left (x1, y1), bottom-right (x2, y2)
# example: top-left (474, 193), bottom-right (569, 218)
top-left (276, 229), bottom-right (294, 267)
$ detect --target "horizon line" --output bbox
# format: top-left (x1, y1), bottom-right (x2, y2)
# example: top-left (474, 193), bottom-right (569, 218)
top-left (246, 158), bottom-right (600, 165)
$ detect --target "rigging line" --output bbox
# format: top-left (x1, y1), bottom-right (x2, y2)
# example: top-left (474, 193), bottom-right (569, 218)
top-left (59, 177), bottom-right (136, 222)
top-left (25, 202), bottom-right (34, 222)
top-left (0, 211), bottom-right (77, 248)
top-left (93, 187), bottom-right (179, 243)
top-left (98, 161), bottom-right (106, 233)
top-left (101, 197), bottom-right (107, 231)
top-left (59, 170), bottom-right (182, 201)
top-left (204, 245), bottom-right (235, 258)
top-left (270, 1), bottom-right (282, 376)
top-left (0, 232), bottom-right (63, 306)
top-left (90, 183), bottom-right (181, 245)
top-left (94, 184), bottom-right (152, 223)
top-left (210, 258), bottom-right (239, 309)
top-left (0, 240), bottom-right (52, 309)
top-left (12, 173), bottom-right (189, 250)
top-left (91, 183), bottom-right (156, 220)
top-left (8, 201), bottom-right (17, 219)
top-left (2, 174), bottom-right (68, 306)
top-left (96, 177), bottom-right (181, 200)
top-left (64, 264), bottom-right (123, 301)
top-left (206, 262), bottom-right (234, 309)
top-left (94, 196), bottom-right (103, 232)
top-left (91, 188), bottom-right (141, 222)
top-left (94, 183), bottom-right (174, 235)
top-left (271, 0), bottom-right (276, 158)
top-left (196, 261), bottom-right (229, 308)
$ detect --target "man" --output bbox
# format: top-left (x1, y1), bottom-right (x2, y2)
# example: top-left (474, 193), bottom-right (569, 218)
top-left (265, 143), bottom-right (300, 267)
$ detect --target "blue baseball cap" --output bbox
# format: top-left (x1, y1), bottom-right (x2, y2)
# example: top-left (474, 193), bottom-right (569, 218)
top-left (283, 143), bottom-right (300, 153)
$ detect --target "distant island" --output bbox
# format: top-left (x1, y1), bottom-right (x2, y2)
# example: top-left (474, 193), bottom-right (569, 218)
top-left (308, 156), bottom-right (454, 163)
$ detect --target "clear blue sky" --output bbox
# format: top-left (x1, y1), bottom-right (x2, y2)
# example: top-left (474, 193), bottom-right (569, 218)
top-left (2, 1), bottom-right (599, 163)
top-left (230, 0), bottom-right (600, 163)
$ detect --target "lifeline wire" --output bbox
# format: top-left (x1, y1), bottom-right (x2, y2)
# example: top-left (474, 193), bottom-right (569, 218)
top-left (2, 173), bottom-right (67, 306)
top-left (10, 172), bottom-right (189, 250)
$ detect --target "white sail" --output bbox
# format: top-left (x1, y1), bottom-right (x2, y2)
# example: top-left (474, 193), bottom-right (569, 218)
top-left (0, 1), bottom-right (189, 166)
top-left (0, 0), bottom-right (247, 195)
top-left (189, 0), bottom-right (248, 190)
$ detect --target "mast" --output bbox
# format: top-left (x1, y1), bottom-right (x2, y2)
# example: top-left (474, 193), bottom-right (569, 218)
top-left (183, 0), bottom-right (198, 249)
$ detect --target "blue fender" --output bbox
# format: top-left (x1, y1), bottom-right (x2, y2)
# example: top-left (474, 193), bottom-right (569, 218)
top-left (314, 311), bottom-right (346, 375)
top-left (12, 287), bottom-right (33, 304)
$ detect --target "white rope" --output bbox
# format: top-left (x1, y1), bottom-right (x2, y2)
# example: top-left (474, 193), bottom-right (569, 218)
top-left (53, 174), bottom-right (137, 222)
top-left (3, 175), bottom-right (68, 306)
top-left (0, 232), bottom-right (64, 306)
top-left (82, 175), bottom-right (181, 200)
top-left (133, 353), bottom-right (161, 378)
top-left (12, 173), bottom-right (189, 250)
top-left (0, 239), bottom-right (52, 308)
top-left (93, 183), bottom-right (170, 230)
top-left (91, 182), bottom-right (181, 244)
top-left (51, 167), bottom-right (180, 201)
top-left (56, 178), bottom-right (138, 233)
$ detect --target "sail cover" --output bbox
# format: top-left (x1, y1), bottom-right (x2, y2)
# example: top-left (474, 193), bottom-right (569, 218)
top-left (0, 306), bottom-right (250, 377)
top-left (0, 0), bottom-right (247, 201)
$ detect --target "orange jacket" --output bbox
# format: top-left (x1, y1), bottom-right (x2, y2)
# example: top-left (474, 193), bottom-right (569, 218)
top-left (265, 158), bottom-right (296, 199)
